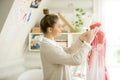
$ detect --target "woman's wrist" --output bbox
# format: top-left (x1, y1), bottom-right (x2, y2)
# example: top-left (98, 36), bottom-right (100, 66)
top-left (79, 38), bottom-right (91, 49)
top-left (79, 37), bottom-right (84, 43)
top-left (79, 37), bottom-right (91, 44)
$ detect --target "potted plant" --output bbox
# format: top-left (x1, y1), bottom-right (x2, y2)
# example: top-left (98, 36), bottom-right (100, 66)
top-left (73, 8), bottom-right (86, 32)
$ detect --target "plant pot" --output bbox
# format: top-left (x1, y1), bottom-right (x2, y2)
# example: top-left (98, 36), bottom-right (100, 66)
top-left (75, 26), bottom-right (82, 32)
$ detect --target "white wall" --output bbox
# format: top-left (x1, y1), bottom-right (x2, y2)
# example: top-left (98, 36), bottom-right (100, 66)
top-left (0, 0), bottom-right (47, 79)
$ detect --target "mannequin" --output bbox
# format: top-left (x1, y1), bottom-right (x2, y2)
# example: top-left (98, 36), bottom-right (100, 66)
top-left (87, 22), bottom-right (109, 80)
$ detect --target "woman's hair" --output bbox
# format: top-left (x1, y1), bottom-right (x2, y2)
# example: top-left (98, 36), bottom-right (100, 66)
top-left (40, 9), bottom-right (59, 34)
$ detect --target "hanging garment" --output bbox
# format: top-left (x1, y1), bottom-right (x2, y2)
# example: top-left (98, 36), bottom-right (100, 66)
top-left (87, 23), bottom-right (109, 80)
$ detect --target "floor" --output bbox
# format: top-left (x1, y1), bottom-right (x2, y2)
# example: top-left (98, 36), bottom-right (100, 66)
top-left (1, 52), bottom-right (42, 80)
top-left (2, 73), bottom-right (22, 80)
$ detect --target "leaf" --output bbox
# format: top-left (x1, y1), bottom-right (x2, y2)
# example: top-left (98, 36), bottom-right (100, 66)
top-left (82, 12), bottom-right (86, 15)
top-left (75, 8), bottom-right (80, 11)
top-left (80, 8), bottom-right (83, 12)
top-left (80, 22), bottom-right (83, 25)
top-left (75, 21), bottom-right (78, 23)
top-left (76, 14), bottom-right (80, 17)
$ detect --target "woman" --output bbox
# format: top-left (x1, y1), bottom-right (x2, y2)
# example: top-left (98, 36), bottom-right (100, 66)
top-left (39, 9), bottom-right (98, 80)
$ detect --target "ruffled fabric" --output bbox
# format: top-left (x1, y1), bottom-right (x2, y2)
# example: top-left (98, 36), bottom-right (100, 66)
top-left (87, 23), bottom-right (109, 80)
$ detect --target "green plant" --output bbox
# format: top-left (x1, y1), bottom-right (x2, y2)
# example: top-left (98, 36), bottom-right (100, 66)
top-left (74, 8), bottom-right (86, 27)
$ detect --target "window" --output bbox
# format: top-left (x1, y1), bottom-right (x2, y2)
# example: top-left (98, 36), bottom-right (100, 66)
top-left (103, 1), bottom-right (120, 80)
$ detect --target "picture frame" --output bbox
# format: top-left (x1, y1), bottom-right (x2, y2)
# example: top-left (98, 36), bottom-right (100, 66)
top-left (30, 0), bottom-right (41, 8)
top-left (29, 33), bottom-right (68, 51)
top-left (29, 33), bottom-right (43, 51)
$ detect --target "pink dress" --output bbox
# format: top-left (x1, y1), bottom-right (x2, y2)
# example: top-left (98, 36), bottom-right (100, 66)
top-left (87, 23), bottom-right (109, 80)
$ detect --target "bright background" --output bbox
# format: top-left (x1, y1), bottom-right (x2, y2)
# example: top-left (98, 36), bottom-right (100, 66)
top-left (103, 1), bottom-right (120, 80)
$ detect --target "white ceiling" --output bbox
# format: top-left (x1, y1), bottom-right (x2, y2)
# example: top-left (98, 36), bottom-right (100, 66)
top-left (43, 0), bottom-right (93, 13)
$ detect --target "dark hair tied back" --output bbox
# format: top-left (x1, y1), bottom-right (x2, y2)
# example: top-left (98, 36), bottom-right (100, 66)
top-left (43, 9), bottom-right (49, 16)
top-left (40, 9), bottom-right (59, 34)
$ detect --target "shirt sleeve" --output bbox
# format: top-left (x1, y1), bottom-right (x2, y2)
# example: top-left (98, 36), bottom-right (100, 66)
top-left (63, 39), bottom-right (84, 54)
top-left (44, 40), bottom-right (91, 65)
top-left (64, 39), bottom-right (91, 55)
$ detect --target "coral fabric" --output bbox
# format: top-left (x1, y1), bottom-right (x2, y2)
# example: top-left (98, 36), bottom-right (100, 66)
top-left (87, 23), bottom-right (109, 80)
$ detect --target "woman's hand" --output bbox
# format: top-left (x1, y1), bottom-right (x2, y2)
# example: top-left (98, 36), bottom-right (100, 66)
top-left (79, 28), bottom-right (99, 44)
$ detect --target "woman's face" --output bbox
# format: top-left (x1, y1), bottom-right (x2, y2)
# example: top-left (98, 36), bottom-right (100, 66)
top-left (51, 19), bottom-right (62, 37)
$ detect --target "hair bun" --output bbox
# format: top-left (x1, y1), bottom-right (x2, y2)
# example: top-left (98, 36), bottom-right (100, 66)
top-left (43, 9), bottom-right (49, 15)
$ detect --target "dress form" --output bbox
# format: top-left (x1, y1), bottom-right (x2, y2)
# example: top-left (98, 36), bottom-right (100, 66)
top-left (87, 22), bottom-right (109, 80)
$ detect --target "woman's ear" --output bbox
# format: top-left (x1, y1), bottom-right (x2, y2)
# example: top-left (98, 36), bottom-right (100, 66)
top-left (47, 27), bottom-right (53, 33)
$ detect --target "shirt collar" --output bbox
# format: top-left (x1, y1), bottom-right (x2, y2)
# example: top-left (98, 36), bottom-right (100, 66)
top-left (42, 37), bottom-right (57, 46)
